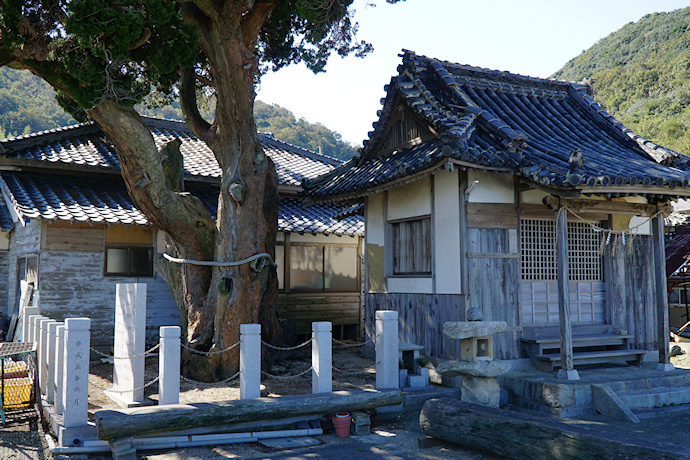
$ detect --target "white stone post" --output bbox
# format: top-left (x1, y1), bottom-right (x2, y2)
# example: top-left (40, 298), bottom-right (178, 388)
top-left (28, 314), bottom-right (42, 343)
top-left (312, 322), bottom-right (332, 394)
top-left (62, 318), bottom-right (90, 429)
top-left (39, 318), bottom-right (56, 396)
top-left (54, 324), bottom-right (66, 416)
top-left (375, 310), bottom-right (399, 390)
top-left (240, 323), bottom-right (261, 400)
top-left (159, 326), bottom-right (180, 406)
top-left (21, 306), bottom-right (40, 342)
top-left (46, 321), bottom-right (61, 403)
top-left (108, 283), bottom-right (147, 407)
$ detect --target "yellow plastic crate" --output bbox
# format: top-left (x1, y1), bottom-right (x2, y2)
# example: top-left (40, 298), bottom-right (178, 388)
top-left (2, 377), bottom-right (32, 408)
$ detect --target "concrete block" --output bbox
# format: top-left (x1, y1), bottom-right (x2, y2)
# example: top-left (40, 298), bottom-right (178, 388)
top-left (591, 384), bottom-right (639, 423)
top-left (351, 411), bottom-right (370, 435)
top-left (407, 374), bottom-right (426, 388)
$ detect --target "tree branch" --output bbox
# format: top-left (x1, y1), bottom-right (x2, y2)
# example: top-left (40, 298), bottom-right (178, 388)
top-left (240, 1), bottom-right (277, 49)
top-left (180, 67), bottom-right (214, 144)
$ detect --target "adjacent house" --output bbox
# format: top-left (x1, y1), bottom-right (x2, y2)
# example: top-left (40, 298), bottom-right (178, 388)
top-left (0, 117), bottom-right (363, 345)
top-left (304, 50), bottom-right (690, 375)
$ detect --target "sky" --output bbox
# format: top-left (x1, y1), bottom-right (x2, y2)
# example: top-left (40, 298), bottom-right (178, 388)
top-left (256, 0), bottom-right (690, 146)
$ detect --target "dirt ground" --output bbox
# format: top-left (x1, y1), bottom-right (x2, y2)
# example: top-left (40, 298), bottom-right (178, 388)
top-left (2, 345), bottom-right (689, 459)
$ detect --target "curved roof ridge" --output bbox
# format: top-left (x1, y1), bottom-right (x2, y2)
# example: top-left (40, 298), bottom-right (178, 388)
top-left (0, 121), bottom-right (99, 154)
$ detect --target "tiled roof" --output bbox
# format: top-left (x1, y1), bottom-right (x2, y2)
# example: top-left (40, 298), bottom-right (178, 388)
top-left (304, 50), bottom-right (690, 200)
top-left (0, 117), bottom-right (342, 187)
top-left (0, 171), bottom-right (363, 235)
top-left (0, 198), bottom-right (14, 231)
top-left (667, 227), bottom-right (690, 278)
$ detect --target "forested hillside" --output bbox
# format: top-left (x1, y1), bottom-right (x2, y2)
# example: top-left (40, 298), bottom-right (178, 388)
top-left (553, 8), bottom-right (690, 155)
top-left (0, 69), bottom-right (357, 160)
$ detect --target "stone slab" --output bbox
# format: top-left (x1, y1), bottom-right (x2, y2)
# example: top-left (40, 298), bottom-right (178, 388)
top-left (258, 437), bottom-right (320, 449)
top-left (443, 321), bottom-right (507, 340)
top-left (461, 376), bottom-right (501, 408)
top-left (437, 359), bottom-right (511, 378)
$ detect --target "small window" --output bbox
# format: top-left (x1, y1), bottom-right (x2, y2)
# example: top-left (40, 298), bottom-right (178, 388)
top-left (105, 246), bottom-right (153, 277)
top-left (392, 218), bottom-right (431, 275)
top-left (287, 244), bottom-right (359, 291)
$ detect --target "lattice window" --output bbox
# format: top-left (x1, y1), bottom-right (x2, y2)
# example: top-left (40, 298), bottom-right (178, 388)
top-left (520, 219), bottom-right (602, 281)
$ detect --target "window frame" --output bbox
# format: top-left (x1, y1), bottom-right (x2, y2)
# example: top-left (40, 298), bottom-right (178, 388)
top-left (277, 239), bottom-right (361, 293)
top-left (388, 216), bottom-right (432, 278)
top-left (104, 244), bottom-right (154, 278)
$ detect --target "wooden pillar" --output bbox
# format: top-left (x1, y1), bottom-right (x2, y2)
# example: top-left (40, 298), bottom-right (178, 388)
top-left (652, 213), bottom-right (673, 371)
top-left (556, 204), bottom-right (579, 380)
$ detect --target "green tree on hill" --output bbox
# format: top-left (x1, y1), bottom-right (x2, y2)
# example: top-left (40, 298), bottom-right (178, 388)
top-left (553, 8), bottom-right (690, 155)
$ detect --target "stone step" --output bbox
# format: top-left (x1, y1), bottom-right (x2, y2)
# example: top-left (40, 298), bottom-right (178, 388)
top-left (619, 386), bottom-right (690, 411)
top-left (536, 349), bottom-right (646, 367)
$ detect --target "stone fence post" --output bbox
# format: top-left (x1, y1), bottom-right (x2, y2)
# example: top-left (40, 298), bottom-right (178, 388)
top-left (54, 324), bottom-right (66, 416)
top-left (21, 306), bottom-right (40, 342)
top-left (240, 324), bottom-right (261, 399)
top-left (312, 322), bottom-right (332, 394)
top-left (46, 321), bottom-right (63, 404)
top-left (159, 326), bottom-right (181, 405)
top-left (375, 310), bottom-right (399, 390)
top-left (39, 318), bottom-right (56, 396)
top-left (59, 317), bottom-right (92, 447)
top-left (28, 314), bottom-right (43, 343)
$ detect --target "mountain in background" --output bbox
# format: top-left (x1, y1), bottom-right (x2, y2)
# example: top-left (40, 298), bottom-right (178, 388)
top-left (553, 8), bottom-right (690, 155)
top-left (0, 68), bottom-right (357, 161)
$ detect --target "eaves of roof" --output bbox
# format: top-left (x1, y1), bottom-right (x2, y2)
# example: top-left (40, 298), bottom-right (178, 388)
top-left (304, 50), bottom-right (690, 201)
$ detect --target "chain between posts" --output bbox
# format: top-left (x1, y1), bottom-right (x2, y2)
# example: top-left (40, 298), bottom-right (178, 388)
top-left (332, 365), bottom-right (375, 376)
top-left (88, 376), bottom-right (159, 393)
top-left (180, 371), bottom-right (241, 387)
top-left (261, 366), bottom-right (313, 380)
top-left (180, 341), bottom-right (240, 355)
top-left (90, 343), bottom-right (160, 360)
top-left (261, 338), bottom-right (312, 351)
top-left (332, 337), bottom-right (374, 348)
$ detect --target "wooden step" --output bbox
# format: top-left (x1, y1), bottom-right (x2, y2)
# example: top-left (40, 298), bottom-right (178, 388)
top-left (535, 349), bottom-right (646, 372)
top-left (522, 334), bottom-right (632, 349)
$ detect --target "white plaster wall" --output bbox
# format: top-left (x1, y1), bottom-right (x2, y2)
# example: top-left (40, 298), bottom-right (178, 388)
top-left (366, 193), bottom-right (385, 246)
top-left (467, 171), bottom-right (513, 203)
top-left (629, 216), bottom-right (652, 235)
top-left (387, 277), bottom-right (433, 294)
top-left (387, 177), bottom-right (431, 221)
top-left (0, 232), bottom-right (9, 251)
top-left (433, 170), bottom-right (461, 294)
top-left (520, 189), bottom-right (548, 205)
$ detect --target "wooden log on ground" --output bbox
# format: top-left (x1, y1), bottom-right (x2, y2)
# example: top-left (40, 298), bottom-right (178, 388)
top-left (96, 389), bottom-right (402, 440)
top-left (419, 398), bottom-right (682, 460)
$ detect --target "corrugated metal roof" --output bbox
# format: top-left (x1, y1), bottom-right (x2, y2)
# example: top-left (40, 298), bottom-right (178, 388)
top-left (304, 50), bottom-right (690, 199)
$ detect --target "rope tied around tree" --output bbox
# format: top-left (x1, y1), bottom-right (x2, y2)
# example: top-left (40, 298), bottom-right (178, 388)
top-left (162, 252), bottom-right (276, 268)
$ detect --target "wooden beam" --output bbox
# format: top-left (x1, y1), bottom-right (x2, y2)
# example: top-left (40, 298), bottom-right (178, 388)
top-left (652, 214), bottom-right (673, 371)
top-left (543, 196), bottom-right (667, 217)
top-left (419, 398), bottom-right (679, 459)
top-left (95, 389), bottom-right (402, 440)
top-left (556, 201), bottom-right (579, 380)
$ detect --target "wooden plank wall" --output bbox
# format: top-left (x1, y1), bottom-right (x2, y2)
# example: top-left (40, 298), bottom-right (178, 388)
top-left (277, 292), bottom-right (361, 335)
top-left (0, 251), bottom-right (9, 311)
top-left (467, 228), bottom-right (521, 360)
top-left (607, 235), bottom-right (657, 350)
top-left (365, 293), bottom-right (465, 360)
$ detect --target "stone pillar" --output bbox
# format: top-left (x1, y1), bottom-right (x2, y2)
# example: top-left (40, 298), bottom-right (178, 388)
top-left (240, 323), bottom-right (261, 400)
top-left (653, 214), bottom-right (674, 372)
top-left (28, 314), bottom-right (42, 343)
top-left (312, 322), bottom-right (332, 394)
top-left (54, 324), bottom-right (66, 416)
top-left (46, 321), bottom-right (62, 404)
top-left (376, 310), bottom-right (399, 390)
top-left (59, 318), bottom-right (91, 446)
top-left (21, 306), bottom-right (40, 342)
top-left (107, 283), bottom-right (147, 407)
top-left (39, 318), bottom-right (56, 396)
top-left (159, 326), bottom-right (181, 405)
